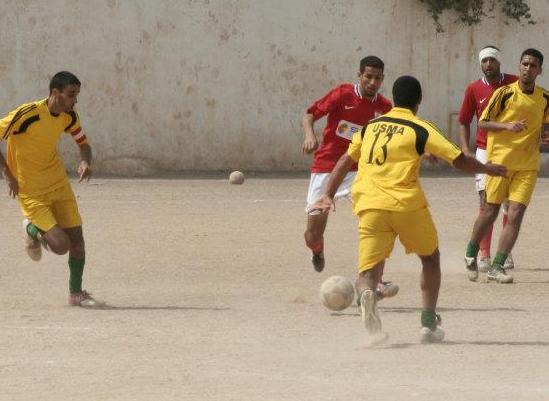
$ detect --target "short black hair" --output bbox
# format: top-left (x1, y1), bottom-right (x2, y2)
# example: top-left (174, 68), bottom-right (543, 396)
top-left (481, 45), bottom-right (500, 51)
top-left (360, 56), bottom-right (384, 73)
top-left (49, 71), bottom-right (81, 93)
top-left (521, 48), bottom-right (544, 66)
top-left (392, 76), bottom-right (422, 109)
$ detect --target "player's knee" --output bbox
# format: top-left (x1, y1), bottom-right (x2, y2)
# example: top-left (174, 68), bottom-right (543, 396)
top-left (304, 230), bottom-right (322, 245)
top-left (47, 235), bottom-right (71, 255)
top-left (483, 204), bottom-right (500, 222)
top-left (507, 206), bottom-right (525, 224)
top-left (48, 242), bottom-right (70, 255)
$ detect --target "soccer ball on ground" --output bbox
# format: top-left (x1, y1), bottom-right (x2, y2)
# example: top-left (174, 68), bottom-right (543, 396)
top-left (229, 171), bottom-right (245, 184)
top-left (319, 275), bottom-right (355, 311)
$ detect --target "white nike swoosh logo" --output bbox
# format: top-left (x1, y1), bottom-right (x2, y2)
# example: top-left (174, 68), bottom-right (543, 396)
top-left (344, 105), bottom-right (356, 110)
top-left (480, 97), bottom-right (487, 104)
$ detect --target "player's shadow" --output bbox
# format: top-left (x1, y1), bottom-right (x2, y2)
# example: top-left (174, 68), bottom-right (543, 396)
top-left (516, 267), bottom-right (549, 272)
top-left (382, 340), bottom-right (549, 349)
top-left (330, 305), bottom-right (527, 317)
top-left (89, 305), bottom-right (230, 311)
top-left (330, 311), bottom-right (359, 317)
top-left (381, 306), bottom-right (527, 313)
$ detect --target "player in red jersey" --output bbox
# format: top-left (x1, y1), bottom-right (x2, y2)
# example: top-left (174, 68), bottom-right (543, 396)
top-left (458, 46), bottom-right (518, 273)
top-left (301, 56), bottom-right (398, 298)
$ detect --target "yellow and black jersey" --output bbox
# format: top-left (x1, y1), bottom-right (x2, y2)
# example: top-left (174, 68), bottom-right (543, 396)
top-left (0, 98), bottom-right (87, 196)
top-left (347, 107), bottom-right (462, 213)
top-left (480, 81), bottom-right (549, 171)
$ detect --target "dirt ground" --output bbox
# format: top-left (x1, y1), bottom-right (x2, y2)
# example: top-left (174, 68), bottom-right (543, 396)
top-left (1, 176), bottom-right (549, 401)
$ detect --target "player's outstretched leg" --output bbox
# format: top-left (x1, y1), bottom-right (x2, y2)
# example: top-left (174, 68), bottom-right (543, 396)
top-left (304, 213), bottom-right (328, 272)
top-left (465, 202), bottom-right (501, 281)
top-left (419, 249), bottom-right (444, 343)
top-left (360, 289), bottom-right (381, 333)
top-left (64, 226), bottom-right (102, 307)
top-left (356, 262), bottom-right (388, 345)
top-left (486, 202), bottom-right (524, 284)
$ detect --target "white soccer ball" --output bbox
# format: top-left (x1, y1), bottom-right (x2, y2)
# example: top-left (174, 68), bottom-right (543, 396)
top-left (319, 275), bottom-right (355, 311)
top-left (229, 170), bottom-right (245, 184)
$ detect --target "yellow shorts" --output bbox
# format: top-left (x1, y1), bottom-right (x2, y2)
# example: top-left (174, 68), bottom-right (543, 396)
top-left (486, 170), bottom-right (537, 206)
top-left (18, 183), bottom-right (82, 232)
top-left (357, 207), bottom-right (438, 273)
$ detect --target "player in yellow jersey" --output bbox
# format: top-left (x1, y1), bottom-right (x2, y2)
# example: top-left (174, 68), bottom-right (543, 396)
top-left (464, 48), bottom-right (549, 284)
top-left (310, 76), bottom-right (506, 344)
top-left (0, 71), bottom-right (100, 307)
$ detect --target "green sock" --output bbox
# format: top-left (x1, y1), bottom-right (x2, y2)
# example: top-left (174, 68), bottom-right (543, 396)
top-left (68, 256), bottom-right (85, 294)
top-left (493, 252), bottom-right (508, 267)
top-left (421, 310), bottom-right (437, 329)
top-left (466, 242), bottom-right (480, 258)
top-left (26, 223), bottom-right (40, 240)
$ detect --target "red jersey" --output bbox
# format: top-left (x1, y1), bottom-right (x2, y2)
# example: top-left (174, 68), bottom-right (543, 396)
top-left (307, 83), bottom-right (392, 172)
top-left (458, 73), bottom-right (518, 149)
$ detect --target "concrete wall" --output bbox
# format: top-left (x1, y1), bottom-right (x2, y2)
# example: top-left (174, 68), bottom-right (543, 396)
top-left (1, 0), bottom-right (548, 175)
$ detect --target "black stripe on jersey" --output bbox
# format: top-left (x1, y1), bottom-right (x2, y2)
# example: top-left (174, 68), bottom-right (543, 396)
top-left (2, 104), bottom-right (37, 139)
top-left (14, 115), bottom-right (40, 135)
top-left (420, 118), bottom-right (461, 152)
top-left (360, 122), bottom-right (371, 140)
top-left (369, 116), bottom-right (429, 155)
top-left (360, 114), bottom-right (388, 139)
top-left (484, 87), bottom-right (509, 120)
top-left (421, 119), bottom-right (442, 132)
top-left (500, 92), bottom-right (513, 110)
top-left (65, 111), bottom-right (78, 132)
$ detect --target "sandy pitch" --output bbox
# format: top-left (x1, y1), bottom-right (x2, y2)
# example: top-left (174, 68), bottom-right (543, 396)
top-left (1, 177), bottom-right (549, 401)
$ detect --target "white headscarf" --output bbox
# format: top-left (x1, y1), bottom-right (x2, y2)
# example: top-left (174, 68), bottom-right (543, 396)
top-left (479, 47), bottom-right (501, 65)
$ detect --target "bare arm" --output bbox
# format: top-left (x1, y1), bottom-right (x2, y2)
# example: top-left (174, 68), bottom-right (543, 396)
top-left (77, 143), bottom-right (92, 182)
top-left (458, 124), bottom-right (472, 156)
top-left (542, 123), bottom-right (549, 146)
top-left (325, 154), bottom-right (354, 198)
top-left (478, 119), bottom-right (526, 133)
top-left (0, 150), bottom-right (18, 198)
top-left (302, 113), bottom-right (319, 154)
top-left (452, 153), bottom-right (506, 176)
top-left (0, 150), bottom-right (8, 172)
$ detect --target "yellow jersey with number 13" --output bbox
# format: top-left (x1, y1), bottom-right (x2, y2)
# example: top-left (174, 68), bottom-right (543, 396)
top-left (347, 107), bottom-right (462, 214)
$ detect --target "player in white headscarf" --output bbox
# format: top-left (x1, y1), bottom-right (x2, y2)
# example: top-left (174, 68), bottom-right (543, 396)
top-left (458, 45), bottom-right (518, 274)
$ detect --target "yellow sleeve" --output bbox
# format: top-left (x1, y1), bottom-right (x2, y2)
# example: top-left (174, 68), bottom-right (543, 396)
top-left (0, 103), bottom-right (37, 140)
top-left (0, 109), bottom-right (17, 140)
top-left (64, 111), bottom-right (81, 134)
top-left (479, 87), bottom-right (507, 121)
top-left (423, 122), bottom-right (462, 164)
top-left (347, 129), bottom-right (363, 162)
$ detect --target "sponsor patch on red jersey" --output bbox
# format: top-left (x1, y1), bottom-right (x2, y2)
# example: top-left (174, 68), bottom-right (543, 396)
top-left (306, 83), bottom-right (392, 172)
